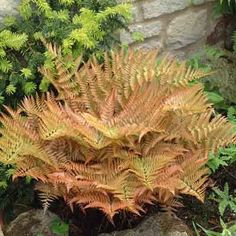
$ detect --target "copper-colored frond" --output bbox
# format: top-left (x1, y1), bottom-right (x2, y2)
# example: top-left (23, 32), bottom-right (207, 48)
top-left (0, 46), bottom-right (235, 219)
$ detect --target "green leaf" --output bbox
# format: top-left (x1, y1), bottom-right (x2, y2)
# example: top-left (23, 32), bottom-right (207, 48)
top-left (132, 32), bottom-right (144, 43)
top-left (229, 201), bottom-right (236, 213)
top-left (6, 168), bottom-right (15, 178)
top-left (0, 94), bottom-right (5, 105)
top-left (51, 218), bottom-right (69, 236)
top-left (220, 217), bottom-right (228, 229)
top-left (19, 1), bottom-right (33, 19)
top-left (0, 59), bottom-right (13, 73)
top-left (0, 30), bottom-right (28, 50)
top-left (213, 187), bottom-right (227, 199)
top-left (205, 46), bottom-right (224, 59)
top-left (0, 181), bottom-right (8, 189)
top-left (196, 223), bottom-right (221, 236)
top-left (219, 200), bottom-right (228, 216)
top-left (224, 183), bottom-right (229, 195)
top-left (227, 106), bottom-right (236, 123)
top-left (3, 16), bottom-right (17, 27)
top-left (33, 32), bottom-right (44, 40)
top-left (21, 68), bottom-right (33, 79)
top-left (228, 223), bottom-right (236, 233)
top-left (192, 222), bottom-right (201, 236)
top-left (6, 84), bottom-right (16, 95)
top-left (24, 82), bottom-right (36, 95)
top-left (206, 91), bottom-right (224, 104)
top-left (207, 152), bottom-right (230, 173)
top-left (25, 176), bottom-right (32, 184)
top-left (39, 77), bottom-right (50, 92)
top-left (58, 0), bottom-right (74, 5)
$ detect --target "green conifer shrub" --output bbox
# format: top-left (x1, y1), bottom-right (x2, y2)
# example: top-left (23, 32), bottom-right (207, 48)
top-left (0, 0), bottom-right (131, 108)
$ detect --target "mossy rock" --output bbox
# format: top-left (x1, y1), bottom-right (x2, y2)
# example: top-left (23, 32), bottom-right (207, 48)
top-left (5, 209), bottom-right (68, 236)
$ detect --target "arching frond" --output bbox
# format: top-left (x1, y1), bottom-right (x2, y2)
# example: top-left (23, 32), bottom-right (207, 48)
top-left (0, 47), bottom-right (235, 220)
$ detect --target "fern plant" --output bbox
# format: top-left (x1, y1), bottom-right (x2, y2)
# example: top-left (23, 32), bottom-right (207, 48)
top-left (0, 44), bottom-right (235, 220)
top-left (188, 46), bottom-right (236, 104)
top-left (210, 183), bottom-right (236, 216)
top-left (194, 219), bottom-right (236, 236)
top-left (194, 183), bottom-right (236, 236)
top-left (0, 0), bottom-right (131, 108)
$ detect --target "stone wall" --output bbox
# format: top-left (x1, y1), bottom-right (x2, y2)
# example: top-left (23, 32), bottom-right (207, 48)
top-left (0, 0), bottom-right (20, 22)
top-left (120, 0), bottom-right (217, 58)
top-left (0, 0), bottom-right (217, 58)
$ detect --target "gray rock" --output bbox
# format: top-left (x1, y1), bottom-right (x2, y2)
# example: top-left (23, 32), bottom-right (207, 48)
top-left (131, 4), bottom-right (143, 23)
top-left (192, 0), bottom-right (205, 5)
top-left (167, 9), bottom-right (207, 50)
top-left (0, 0), bottom-right (20, 22)
top-left (135, 38), bottom-right (163, 50)
top-left (5, 209), bottom-right (68, 236)
top-left (120, 20), bottom-right (162, 44)
top-left (99, 212), bottom-right (192, 236)
top-left (142, 0), bottom-right (190, 19)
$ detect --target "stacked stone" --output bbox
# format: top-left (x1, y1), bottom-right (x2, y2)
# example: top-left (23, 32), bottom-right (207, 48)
top-left (0, 0), bottom-right (20, 22)
top-left (120, 0), bottom-right (216, 58)
top-left (0, 0), bottom-right (217, 58)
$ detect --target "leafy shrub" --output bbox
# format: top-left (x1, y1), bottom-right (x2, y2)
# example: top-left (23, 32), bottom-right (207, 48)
top-left (0, 44), bottom-right (235, 220)
top-left (0, 0), bottom-right (131, 107)
top-left (188, 46), bottom-right (236, 105)
top-left (210, 183), bottom-right (236, 216)
top-left (188, 45), bottom-right (236, 174)
top-left (208, 146), bottom-right (236, 173)
top-left (194, 183), bottom-right (236, 236)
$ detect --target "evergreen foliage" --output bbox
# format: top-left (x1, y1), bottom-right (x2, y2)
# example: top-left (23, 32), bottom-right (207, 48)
top-left (0, 0), bottom-right (131, 108)
top-left (214, 0), bottom-right (236, 15)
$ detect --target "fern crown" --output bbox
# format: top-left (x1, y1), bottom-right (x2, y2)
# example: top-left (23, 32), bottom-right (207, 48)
top-left (0, 44), bottom-right (235, 219)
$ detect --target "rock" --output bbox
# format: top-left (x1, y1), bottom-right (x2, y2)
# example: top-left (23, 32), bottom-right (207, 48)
top-left (99, 212), bottom-right (192, 236)
top-left (142, 0), bottom-right (190, 20)
top-left (131, 4), bottom-right (143, 23)
top-left (167, 9), bottom-right (207, 50)
top-left (192, 0), bottom-right (205, 5)
top-left (120, 20), bottom-right (162, 44)
top-left (5, 209), bottom-right (68, 236)
top-left (135, 38), bottom-right (163, 51)
top-left (0, 0), bottom-right (20, 22)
